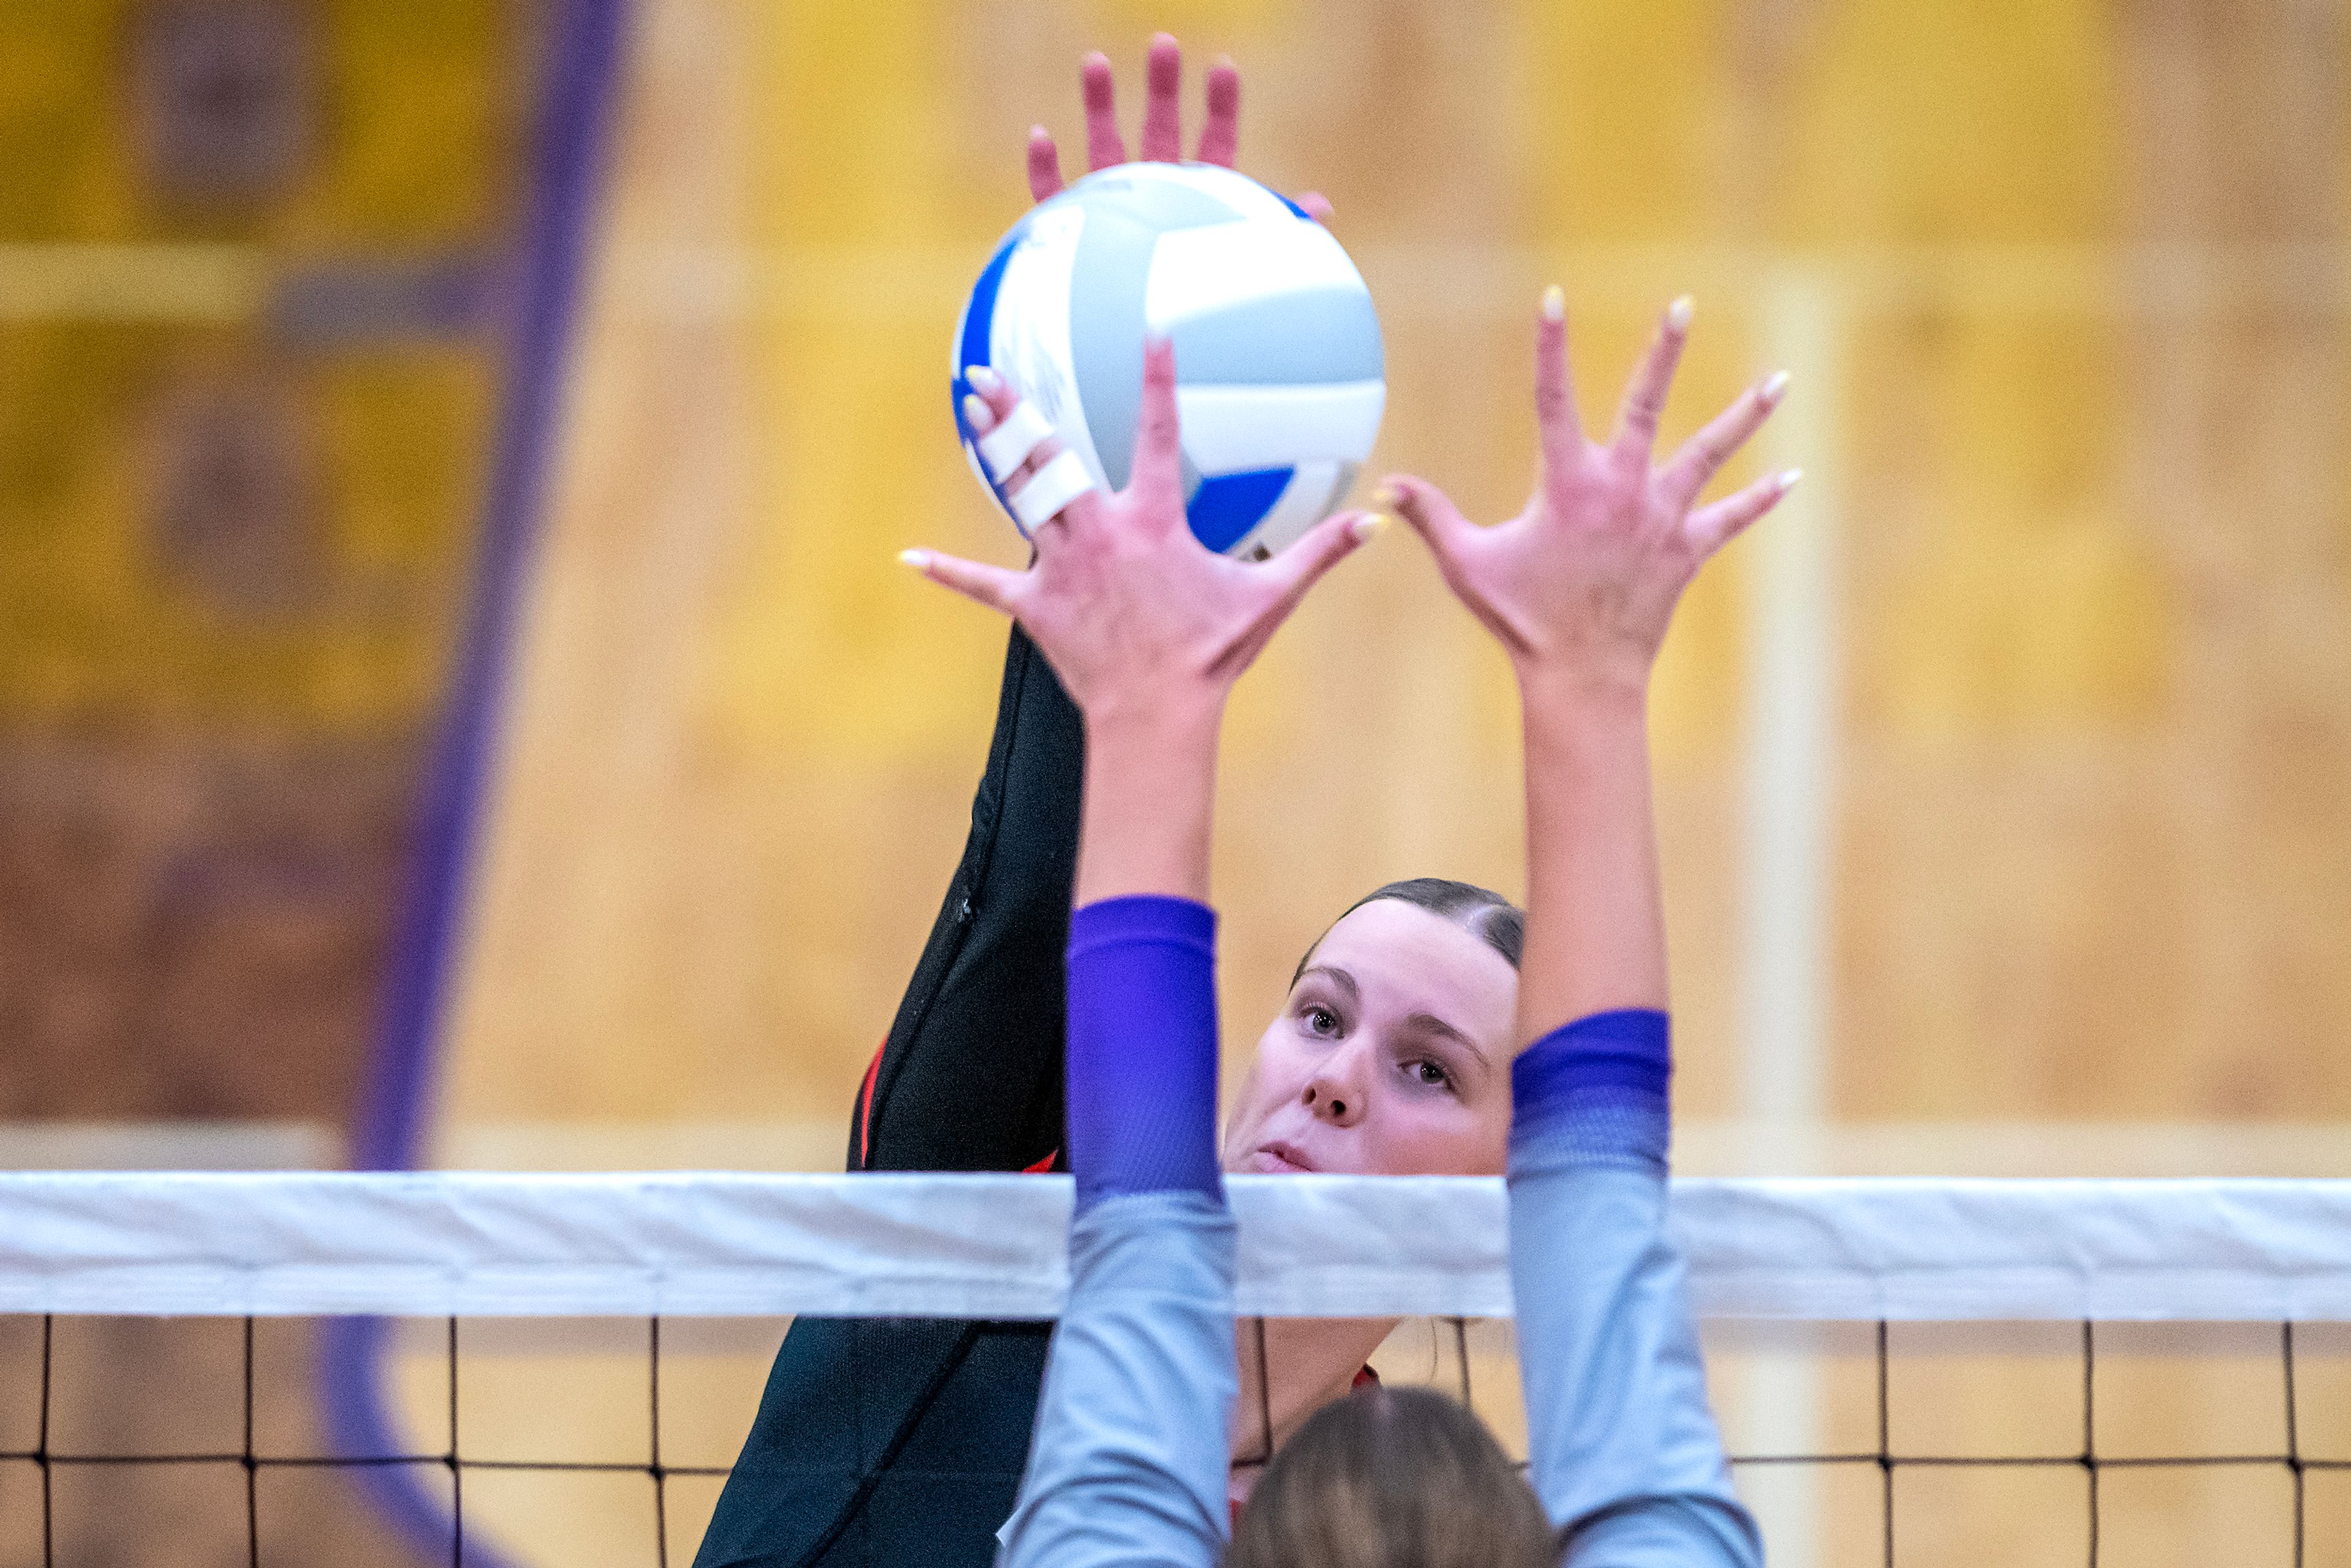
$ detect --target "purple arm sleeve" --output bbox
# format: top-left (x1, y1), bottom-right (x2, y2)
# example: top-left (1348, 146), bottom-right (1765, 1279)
top-left (1510, 1008), bottom-right (1672, 1163)
top-left (1065, 895), bottom-right (1224, 1210)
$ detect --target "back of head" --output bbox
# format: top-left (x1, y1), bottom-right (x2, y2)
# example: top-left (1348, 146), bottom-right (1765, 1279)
top-left (1227, 1385), bottom-right (1560, 1568)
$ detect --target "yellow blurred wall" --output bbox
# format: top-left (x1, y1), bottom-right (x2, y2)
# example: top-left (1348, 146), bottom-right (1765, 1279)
top-left (441, 0), bottom-right (2351, 1145)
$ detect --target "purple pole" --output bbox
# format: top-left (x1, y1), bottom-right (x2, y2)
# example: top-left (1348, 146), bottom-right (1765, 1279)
top-left (321, 2), bottom-right (631, 1563)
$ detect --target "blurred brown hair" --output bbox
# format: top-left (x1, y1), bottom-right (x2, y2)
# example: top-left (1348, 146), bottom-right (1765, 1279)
top-left (1226, 1384), bottom-right (1561, 1568)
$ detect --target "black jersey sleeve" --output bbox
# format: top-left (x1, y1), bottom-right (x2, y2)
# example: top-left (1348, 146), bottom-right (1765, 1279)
top-left (697, 627), bottom-right (1081, 1568)
top-left (849, 622), bottom-right (1082, 1172)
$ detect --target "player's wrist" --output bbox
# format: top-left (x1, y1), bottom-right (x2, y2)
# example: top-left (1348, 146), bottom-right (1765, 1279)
top-left (1512, 653), bottom-right (1652, 724)
top-left (1074, 699), bottom-right (1221, 906)
top-left (1080, 685), bottom-right (1228, 752)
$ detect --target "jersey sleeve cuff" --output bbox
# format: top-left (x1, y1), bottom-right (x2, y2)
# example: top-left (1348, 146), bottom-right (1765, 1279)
top-left (1509, 1008), bottom-right (1671, 1171)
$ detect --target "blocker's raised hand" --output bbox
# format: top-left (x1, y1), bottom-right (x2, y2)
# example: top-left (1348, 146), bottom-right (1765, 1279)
top-left (1026, 34), bottom-right (1333, 223)
top-left (904, 340), bottom-right (1375, 726)
top-left (1385, 289), bottom-right (1797, 694)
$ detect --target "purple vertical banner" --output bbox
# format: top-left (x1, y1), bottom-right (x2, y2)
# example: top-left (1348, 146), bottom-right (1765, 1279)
top-left (319, 2), bottom-right (632, 1564)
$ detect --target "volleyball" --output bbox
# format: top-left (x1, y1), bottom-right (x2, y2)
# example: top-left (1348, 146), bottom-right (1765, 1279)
top-left (952, 161), bottom-right (1385, 558)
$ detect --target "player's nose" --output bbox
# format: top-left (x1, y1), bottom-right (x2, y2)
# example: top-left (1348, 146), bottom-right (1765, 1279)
top-left (1300, 1043), bottom-right (1370, 1127)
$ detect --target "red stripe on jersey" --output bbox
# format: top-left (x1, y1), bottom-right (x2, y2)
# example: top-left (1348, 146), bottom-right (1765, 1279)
top-left (854, 1038), bottom-right (885, 1168)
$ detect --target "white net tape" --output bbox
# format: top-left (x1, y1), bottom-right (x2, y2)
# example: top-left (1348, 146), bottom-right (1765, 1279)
top-left (4, 1172), bottom-right (2349, 1321)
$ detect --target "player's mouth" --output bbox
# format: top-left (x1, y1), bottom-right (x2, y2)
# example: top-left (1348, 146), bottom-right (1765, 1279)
top-left (1247, 1141), bottom-right (1317, 1174)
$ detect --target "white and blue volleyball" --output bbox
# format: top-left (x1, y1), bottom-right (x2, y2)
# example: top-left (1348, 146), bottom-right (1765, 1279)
top-left (952, 162), bottom-right (1384, 558)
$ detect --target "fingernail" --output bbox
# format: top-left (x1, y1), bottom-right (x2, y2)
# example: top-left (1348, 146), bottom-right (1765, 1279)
top-left (1540, 284), bottom-right (1565, 323)
top-left (966, 365), bottom-right (1002, 394)
top-left (1352, 513), bottom-right (1391, 542)
top-left (898, 548), bottom-right (932, 570)
top-left (961, 394), bottom-right (994, 432)
top-left (1760, 370), bottom-right (1791, 403)
top-left (1776, 468), bottom-right (1804, 492)
top-left (1029, 123), bottom-right (1048, 140)
top-left (1372, 482), bottom-right (1401, 508)
top-left (1667, 295), bottom-right (1695, 329)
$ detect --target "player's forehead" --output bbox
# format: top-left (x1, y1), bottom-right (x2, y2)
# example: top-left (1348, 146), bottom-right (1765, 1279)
top-left (1298, 899), bottom-right (1518, 1037)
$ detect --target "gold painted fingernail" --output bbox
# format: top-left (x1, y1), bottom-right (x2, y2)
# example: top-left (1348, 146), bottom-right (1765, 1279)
top-left (1540, 284), bottom-right (1565, 323)
top-left (962, 394), bottom-right (994, 431)
top-left (1761, 370), bottom-right (1791, 403)
top-left (1372, 483), bottom-right (1401, 508)
top-left (966, 365), bottom-right (1002, 394)
top-left (1776, 468), bottom-right (1804, 492)
top-left (1667, 295), bottom-right (1695, 329)
top-left (1352, 513), bottom-right (1392, 542)
top-left (898, 548), bottom-right (932, 569)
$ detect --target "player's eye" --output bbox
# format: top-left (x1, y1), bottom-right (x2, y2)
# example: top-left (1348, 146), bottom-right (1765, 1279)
top-left (1406, 1058), bottom-right (1455, 1092)
top-left (1300, 1005), bottom-right (1341, 1037)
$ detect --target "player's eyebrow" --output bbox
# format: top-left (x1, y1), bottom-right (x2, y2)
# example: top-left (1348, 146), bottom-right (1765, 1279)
top-left (1406, 1011), bottom-right (1490, 1067)
top-left (1300, 968), bottom-right (1491, 1068)
top-left (1295, 964), bottom-right (1358, 1000)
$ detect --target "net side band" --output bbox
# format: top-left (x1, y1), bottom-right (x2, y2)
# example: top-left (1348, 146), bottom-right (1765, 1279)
top-left (2, 1172), bottom-right (2348, 1321)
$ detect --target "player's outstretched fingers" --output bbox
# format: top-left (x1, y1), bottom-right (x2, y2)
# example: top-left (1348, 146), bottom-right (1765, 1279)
top-left (900, 548), bottom-right (1023, 616)
top-left (1611, 295), bottom-right (1693, 469)
top-left (1534, 285), bottom-right (1585, 478)
top-left (964, 364), bottom-right (1021, 421)
top-left (1081, 53), bottom-right (1125, 171)
top-left (1197, 57), bottom-right (1239, 165)
top-left (1127, 336), bottom-right (1185, 516)
top-left (1213, 510), bottom-right (1376, 675)
top-left (1662, 370), bottom-right (1789, 511)
top-left (1139, 34), bottom-right (1183, 161)
top-left (1685, 467), bottom-right (1801, 558)
top-left (1008, 449), bottom-right (1098, 536)
top-left (964, 366), bottom-right (1037, 471)
top-left (1027, 125), bottom-right (1063, 203)
top-left (1262, 509), bottom-right (1380, 609)
top-left (963, 368), bottom-right (1063, 500)
top-left (977, 403), bottom-right (1055, 486)
top-left (1381, 474), bottom-right (1475, 565)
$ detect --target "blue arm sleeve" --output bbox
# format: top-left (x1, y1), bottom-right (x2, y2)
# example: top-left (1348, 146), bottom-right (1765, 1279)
top-left (997, 895), bottom-right (1234, 1568)
top-left (1063, 895), bottom-right (1224, 1209)
top-left (997, 1193), bottom-right (1236, 1568)
top-left (1509, 1010), bottom-right (1765, 1568)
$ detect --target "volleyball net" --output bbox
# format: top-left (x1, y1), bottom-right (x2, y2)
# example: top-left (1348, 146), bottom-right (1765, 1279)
top-left (4, 1172), bottom-right (2349, 1567)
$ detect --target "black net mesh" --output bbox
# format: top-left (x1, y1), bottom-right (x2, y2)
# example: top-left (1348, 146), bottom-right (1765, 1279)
top-left (4, 1311), bottom-right (2348, 1566)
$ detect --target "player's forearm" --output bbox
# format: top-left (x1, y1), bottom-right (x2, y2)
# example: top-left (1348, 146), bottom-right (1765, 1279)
top-left (1000, 1191), bottom-right (1237, 1568)
top-left (1513, 665), bottom-right (1670, 1046)
top-left (1074, 699), bottom-right (1223, 906)
top-left (1063, 703), bottom-right (1228, 1203)
top-left (1507, 1014), bottom-right (1761, 1566)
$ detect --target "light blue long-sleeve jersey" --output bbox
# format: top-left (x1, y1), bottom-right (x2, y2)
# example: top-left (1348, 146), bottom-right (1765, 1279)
top-left (999, 898), bottom-right (1763, 1567)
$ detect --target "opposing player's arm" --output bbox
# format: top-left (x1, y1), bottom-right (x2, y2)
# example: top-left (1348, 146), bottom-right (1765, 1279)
top-left (858, 37), bottom-right (1303, 1174)
top-left (1389, 289), bottom-right (1791, 1561)
top-left (1025, 34), bottom-right (1332, 223)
